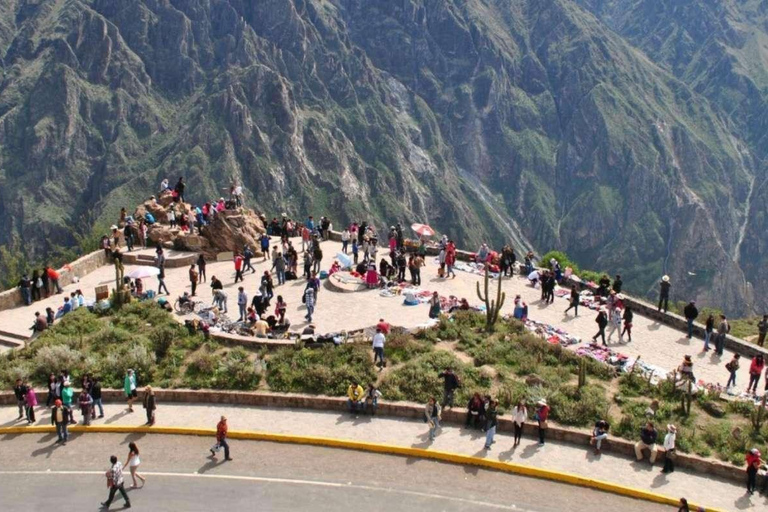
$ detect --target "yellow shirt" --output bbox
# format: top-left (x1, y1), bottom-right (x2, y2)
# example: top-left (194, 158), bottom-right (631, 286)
top-left (347, 385), bottom-right (364, 402)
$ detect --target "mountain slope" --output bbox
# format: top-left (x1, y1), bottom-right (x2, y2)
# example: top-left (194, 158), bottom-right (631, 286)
top-left (0, 0), bottom-right (761, 314)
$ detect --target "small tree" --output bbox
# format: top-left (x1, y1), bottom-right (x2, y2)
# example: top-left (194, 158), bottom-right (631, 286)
top-left (476, 265), bottom-right (506, 332)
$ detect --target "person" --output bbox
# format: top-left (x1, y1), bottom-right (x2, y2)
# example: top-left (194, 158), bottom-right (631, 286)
top-left (425, 396), bottom-right (441, 441)
top-left (438, 368), bottom-right (460, 408)
top-left (756, 314), bottom-right (768, 348)
top-left (512, 401), bottom-right (527, 446)
top-left (154, 249), bottom-right (169, 295)
top-left (234, 252), bottom-right (244, 283)
top-left (123, 441), bottom-right (147, 489)
top-left (365, 384), bottom-right (381, 415)
top-left (347, 381), bottom-right (365, 414)
top-left (237, 287), bottom-right (248, 321)
top-left (683, 301), bottom-right (698, 339)
top-left (102, 455), bottom-right (131, 509)
top-left (243, 245), bottom-right (255, 274)
top-left (174, 176), bottom-right (185, 202)
top-left (534, 399), bottom-right (549, 446)
top-left (312, 244), bottom-right (323, 274)
top-left (445, 241), bottom-right (456, 279)
top-left (747, 355), bottom-right (765, 394)
top-left (484, 400), bottom-right (499, 450)
top-left (18, 273), bottom-right (32, 305)
top-left (46, 307), bottom-right (55, 326)
top-left (341, 228), bottom-right (351, 253)
top-left (622, 305), bottom-right (634, 342)
top-left (274, 295), bottom-right (287, 324)
top-left (634, 422), bottom-right (659, 464)
top-left (45, 373), bottom-right (57, 407)
top-left (13, 378), bottom-right (27, 420)
top-left (62, 382), bottom-right (76, 424)
top-left (662, 424), bottom-right (677, 474)
top-left (607, 306), bottom-right (623, 342)
top-left (592, 308), bottom-right (608, 346)
top-left (726, 354), bottom-right (740, 389)
top-left (46, 266), bottom-right (63, 294)
top-left (564, 286), bottom-right (580, 316)
top-left (188, 264), bottom-right (198, 296)
top-left (746, 448), bottom-right (761, 494)
top-left (591, 419), bottom-right (610, 455)
top-left (428, 292), bottom-right (441, 319)
top-left (658, 275), bottom-right (671, 313)
top-left (303, 286), bottom-right (316, 322)
top-left (703, 314), bottom-right (715, 351)
top-left (715, 314), bottom-right (730, 356)
top-left (678, 355), bottom-right (695, 382)
top-left (142, 386), bottom-right (156, 426)
top-left (465, 392), bottom-right (485, 429)
top-left (51, 399), bottom-right (70, 445)
top-left (372, 328), bottom-right (386, 369)
top-left (124, 369), bottom-right (137, 412)
top-left (78, 388), bottom-right (93, 426)
top-left (677, 498), bottom-right (690, 512)
top-left (612, 274), bottom-right (623, 293)
top-left (210, 416), bottom-right (233, 461)
top-left (351, 238), bottom-right (359, 265)
top-left (91, 377), bottom-right (104, 419)
top-left (24, 385), bottom-right (37, 423)
top-left (196, 254), bottom-right (207, 283)
top-left (275, 251), bottom-right (286, 285)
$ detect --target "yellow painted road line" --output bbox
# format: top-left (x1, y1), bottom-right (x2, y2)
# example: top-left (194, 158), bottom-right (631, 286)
top-left (0, 425), bottom-right (722, 511)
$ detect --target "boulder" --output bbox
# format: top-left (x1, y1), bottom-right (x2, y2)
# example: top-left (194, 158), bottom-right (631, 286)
top-left (701, 400), bottom-right (726, 418)
top-left (147, 225), bottom-right (174, 244)
top-left (200, 208), bottom-right (265, 257)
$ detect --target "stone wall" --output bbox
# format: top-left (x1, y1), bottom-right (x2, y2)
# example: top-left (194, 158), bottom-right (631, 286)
top-left (0, 250), bottom-right (109, 312)
top-left (0, 389), bottom-right (748, 484)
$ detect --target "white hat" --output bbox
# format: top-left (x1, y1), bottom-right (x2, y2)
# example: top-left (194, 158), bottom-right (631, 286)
top-left (617, 294), bottom-right (625, 300)
top-left (667, 424), bottom-right (677, 433)
top-left (662, 275), bottom-right (670, 282)
top-left (537, 399), bottom-right (547, 406)
top-left (110, 225), bottom-right (118, 230)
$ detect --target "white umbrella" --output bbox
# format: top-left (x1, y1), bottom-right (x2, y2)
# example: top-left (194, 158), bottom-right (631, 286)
top-left (126, 266), bottom-right (160, 279)
top-left (411, 223), bottom-right (435, 237)
top-left (335, 252), bottom-right (353, 268)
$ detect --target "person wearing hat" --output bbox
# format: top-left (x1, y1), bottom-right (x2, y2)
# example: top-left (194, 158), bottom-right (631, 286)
top-left (51, 398), bottom-right (71, 444)
top-left (124, 369), bottom-right (137, 413)
top-left (658, 275), bottom-right (671, 313)
top-left (683, 301), bottom-right (699, 339)
top-left (534, 399), bottom-right (550, 446)
top-left (592, 308), bottom-right (609, 346)
top-left (678, 355), bottom-right (695, 382)
top-left (662, 424), bottom-right (677, 473)
top-left (746, 448), bottom-right (762, 494)
top-left (211, 416), bottom-right (233, 461)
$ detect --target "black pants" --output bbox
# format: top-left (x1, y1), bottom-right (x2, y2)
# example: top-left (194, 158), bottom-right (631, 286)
top-left (32, 287), bottom-right (41, 301)
top-left (565, 302), bottom-right (578, 315)
top-left (158, 278), bottom-right (169, 295)
top-left (398, 267), bottom-right (406, 282)
top-left (191, 281), bottom-right (197, 296)
top-left (658, 296), bottom-right (669, 312)
top-left (593, 327), bottom-right (606, 345)
top-left (373, 347), bottom-right (385, 367)
top-left (199, 267), bottom-right (206, 282)
top-left (244, 260), bottom-right (254, 273)
top-left (234, 270), bottom-right (243, 282)
top-left (442, 389), bottom-right (455, 408)
top-left (663, 454), bottom-right (675, 473)
top-left (514, 423), bottom-right (523, 444)
top-left (538, 426), bottom-right (546, 444)
top-left (748, 374), bottom-right (761, 393)
top-left (105, 484), bottom-right (130, 506)
top-left (747, 467), bottom-right (757, 493)
top-left (146, 407), bottom-right (155, 425)
top-left (26, 405), bottom-right (35, 423)
top-left (219, 438), bottom-right (230, 459)
top-left (465, 413), bottom-right (481, 428)
top-left (413, 268), bottom-right (421, 285)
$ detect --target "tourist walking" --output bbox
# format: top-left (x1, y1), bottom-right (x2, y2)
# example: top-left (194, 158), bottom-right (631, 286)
top-left (155, 249), bottom-right (169, 295)
top-left (51, 399), bottom-right (70, 444)
top-left (534, 399), bottom-right (549, 446)
top-left (592, 308), bottom-right (608, 346)
top-left (372, 328), bottom-right (386, 369)
top-left (512, 401), bottom-right (527, 446)
top-left (210, 416), bottom-right (233, 461)
top-left (189, 265), bottom-right (198, 296)
top-left (438, 368), bottom-right (460, 408)
top-left (726, 354), bottom-right (741, 389)
top-left (607, 306), bottom-right (622, 342)
top-left (237, 287), bottom-right (247, 321)
top-left (591, 419), bottom-right (609, 455)
top-left (564, 286), bottom-right (580, 316)
top-left (634, 422), bottom-right (659, 464)
top-left (658, 275), bottom-right (671, 313)
top-left (275, 252), bottom-right (286, 285)
top-left (143, 386), bottom-right (156, 426)
top-left (126, 442), bottom-right (146, 488)
top-left (234, 252), bottom-right (244, 283)
top-left (303, 286), bottom-right (316, 322)
top-left (484, 400), bottom-right (499, 450)
top-left (747, 355), bottom-right (765, 394)
top-left (101, 455), bottom-right (131, 509)
top-left (124, 369), bottom-right (137, 412)
top-left (662, 424), bottom-right (677, 474)
top-left (425, 397), bottom-right (441, 441)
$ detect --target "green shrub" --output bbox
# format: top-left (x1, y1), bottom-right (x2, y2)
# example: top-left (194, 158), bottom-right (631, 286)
top-left (33, 345), bottom-right (86, 382)
top-left (385, 329), bottom-right (434, 364)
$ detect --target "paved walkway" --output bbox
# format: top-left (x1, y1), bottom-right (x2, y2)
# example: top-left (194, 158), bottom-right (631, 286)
top-left (1, 403), bottom-right (762, 510)
top-left (0, 238), bottom-right (739, 386)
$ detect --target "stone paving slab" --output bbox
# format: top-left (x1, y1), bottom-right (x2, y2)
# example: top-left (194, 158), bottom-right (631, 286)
top-left (0, 238), bottom-right (738, 387)
top-left (1, 403), bottom-right (762, 511)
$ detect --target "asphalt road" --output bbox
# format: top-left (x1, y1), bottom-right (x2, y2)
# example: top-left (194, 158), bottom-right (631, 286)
top-left (0, 433), bottom-right (671, 511)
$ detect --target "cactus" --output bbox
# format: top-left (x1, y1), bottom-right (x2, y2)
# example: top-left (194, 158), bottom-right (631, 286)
top-left (752, 394), bottom-right (767, 430)
top-left (477, 265), bottom-right (506, 332)
top-left (681, 379), bottom-right (693, 416)
top-left (113, 257), bottom-right (125, 307)
top-left (578, 358), bottom-right (587, 389)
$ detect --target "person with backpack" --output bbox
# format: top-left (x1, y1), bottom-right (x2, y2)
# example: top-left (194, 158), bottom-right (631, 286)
top-left (312, 244), bottom-right (323, 274)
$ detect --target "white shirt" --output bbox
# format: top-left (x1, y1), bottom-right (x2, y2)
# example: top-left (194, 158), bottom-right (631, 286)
top-left (372, 333), bottom-right (385, 348)
top-left (513, 406), bottom-right (527, 425)
top-left (341, 231), bottom-right (350, 241)
top-left (663, 432), bottom-right (676, 451)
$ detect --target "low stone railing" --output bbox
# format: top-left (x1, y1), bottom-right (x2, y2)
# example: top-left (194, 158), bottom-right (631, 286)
top-left (0, 389), bottom-right (747, 485)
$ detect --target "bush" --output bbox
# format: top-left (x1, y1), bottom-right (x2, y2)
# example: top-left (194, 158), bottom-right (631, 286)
top-left (33, 345), bottom-right (86, 382)
top-left (385, 329), bottom-right (434, 364)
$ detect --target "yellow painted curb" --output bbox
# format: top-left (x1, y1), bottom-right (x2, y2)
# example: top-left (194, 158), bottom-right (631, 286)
top-left (0, 425), bottom-right (722, 511)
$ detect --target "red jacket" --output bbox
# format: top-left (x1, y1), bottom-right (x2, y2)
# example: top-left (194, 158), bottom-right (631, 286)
top-left (445, 244), bottom-right (456, 266)
top-left (749, 358), bottom-right (765, 376)
top-left (47, 268), bottom-right (60, 280)
top-left (216, 420), bottom-right (228, 442)
top-left (234, 255), bottom-right (243, 271)
top-left (537, 405), bottom-right (550, 422)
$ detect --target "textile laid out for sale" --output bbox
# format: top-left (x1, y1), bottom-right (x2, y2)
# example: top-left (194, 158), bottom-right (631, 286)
top-left (522, 318), bottom-right (581, 347)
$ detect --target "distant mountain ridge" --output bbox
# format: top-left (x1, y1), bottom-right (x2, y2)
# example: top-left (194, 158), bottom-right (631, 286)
top-left (0, 0), bottom-right (765, 315)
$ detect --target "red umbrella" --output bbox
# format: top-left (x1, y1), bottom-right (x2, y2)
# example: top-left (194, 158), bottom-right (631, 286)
top-left (411, 223), bottom-right (435, 237)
